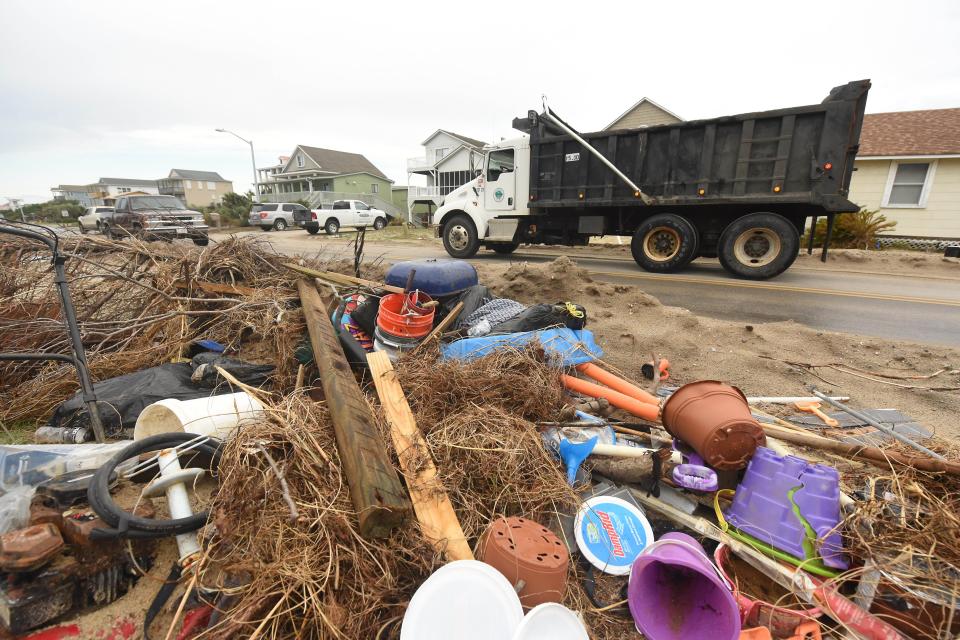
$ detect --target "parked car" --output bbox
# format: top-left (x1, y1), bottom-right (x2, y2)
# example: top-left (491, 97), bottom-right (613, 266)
top-left (295, 200), bottom-right (389, 235)
top-left (248, 203), bottom-right (309, 231)
top-left (77, 206), bottom-right (114, 234)
top-left (102, 195), bottom-right (208, 246)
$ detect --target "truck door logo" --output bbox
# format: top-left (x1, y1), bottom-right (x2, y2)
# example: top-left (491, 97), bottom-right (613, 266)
top-left (494, 187), bottom-right (504, 202)
top-left (565, 153), bottom-right (580, 162)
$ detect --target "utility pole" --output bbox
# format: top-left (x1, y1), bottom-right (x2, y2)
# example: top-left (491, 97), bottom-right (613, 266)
top-left (215, 129), bottom-right (260, 203)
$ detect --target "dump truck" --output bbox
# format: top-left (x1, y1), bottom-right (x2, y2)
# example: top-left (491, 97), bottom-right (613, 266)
top-left (435, 80), bottom-right (870, 279)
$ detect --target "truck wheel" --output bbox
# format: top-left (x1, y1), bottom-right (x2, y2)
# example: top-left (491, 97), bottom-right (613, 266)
top-left (630, 214), bottom-right (699, 273)
top-left (79, 223), bottom-right (88, 234)
top-left (273, 218), bottom-right (287, 231)
top-left (324, 218), bottom-right (340, 235)
top-left (442, 214), bottom-right (479, 259)
top-left (718, 212), bottom-right (799, 280)
top-left (490, 243), bottom-right (519, 255)
top-left (306, 224), bottom-right (320, 235)
top-left (193, 236), bottom-right (210, 247)
top-left (373, 217), bottom-right (387, 230)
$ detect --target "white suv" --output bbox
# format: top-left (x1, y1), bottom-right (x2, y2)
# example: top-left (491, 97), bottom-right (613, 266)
top-left (248, 202), bottom-right (309, 231)
top-left (77, 206), bottom-right (115, 234)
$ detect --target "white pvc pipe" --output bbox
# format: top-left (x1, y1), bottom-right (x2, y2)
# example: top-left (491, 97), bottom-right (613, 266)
top-left (134, 392), bottom-right (264, 441)
top-left (747, 396), bottom-right (849, 405)
top-left (156, 449), bottom-right (201, 562)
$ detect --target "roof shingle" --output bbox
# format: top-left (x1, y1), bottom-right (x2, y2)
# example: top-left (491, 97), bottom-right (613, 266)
top-left (858, 108), bottom-right (960, 157)
top-left (169, 169), bottom-right (228, 182)
top-left (297, 146), bottom-right (390, 181)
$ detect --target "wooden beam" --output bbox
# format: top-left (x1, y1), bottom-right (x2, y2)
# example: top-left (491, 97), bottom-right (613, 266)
top-left (172, 279), bottom-right (258, 297)
top-left (284, 263), bottom-right (404, 294)
top-left (413, 301), bottom-right (463, 353)
top-left (367, 351), bottom-right (474, 561)
top-left (297, 279), bottom-right (411, 538)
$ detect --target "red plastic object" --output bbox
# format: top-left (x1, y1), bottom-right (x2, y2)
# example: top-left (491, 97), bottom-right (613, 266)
top-left (575, 363), bottom-right (659, 405)
top-left (376, 292), bottom-right (435, 339)
top-left (786, 621), bottom-right (822, 640)
top-left (561, 374), bottom-right (660, 421)
top-left (811, 581), bottom-right (903, 640)
top-left (177, 605), bottom-right (214, 639)
top-left (740, 629), bottom-right (773, 640)
top-left (18, 616), bottom-right (136, 640)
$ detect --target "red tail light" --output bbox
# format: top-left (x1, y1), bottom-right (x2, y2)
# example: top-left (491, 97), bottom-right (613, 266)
top-left (259, 212), bottom-right (267, 219)
top-left (311, 211), bottom-right (317, 220)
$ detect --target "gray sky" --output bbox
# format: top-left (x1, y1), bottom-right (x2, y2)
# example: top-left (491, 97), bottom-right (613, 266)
top-left (2, 0), bottom-right (958, 203)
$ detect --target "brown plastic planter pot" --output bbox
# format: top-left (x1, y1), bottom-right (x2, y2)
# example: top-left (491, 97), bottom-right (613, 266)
top-left (661, 380), bottom-right (766, 470)
top-left (477, 516), bottom-right (568, 608)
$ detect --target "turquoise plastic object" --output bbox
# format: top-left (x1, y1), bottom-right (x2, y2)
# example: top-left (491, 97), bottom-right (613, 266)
top-left (724, 447), bottom-right (847, 570)
top-left (441, 329), bottom-right (602, 366)
top-left (385, 259), bottom-right (478, 297)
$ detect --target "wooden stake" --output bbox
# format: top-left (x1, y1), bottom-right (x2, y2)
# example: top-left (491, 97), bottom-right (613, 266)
top-left (413, 301), bottom-right (463, 353)
top-left (298, 280), bottom-right (411, 538)
top-left (284, 263), bottom-right (404, 294)
top-left (367, 351), bottom-right (474, 561)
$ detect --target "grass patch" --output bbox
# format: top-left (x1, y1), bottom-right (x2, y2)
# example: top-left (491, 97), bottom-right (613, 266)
top-left (0, 421), bottom-right (38, 445)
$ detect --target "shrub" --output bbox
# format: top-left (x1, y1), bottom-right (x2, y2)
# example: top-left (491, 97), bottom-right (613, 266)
top-left (802, 209), bottom-right (896, 250)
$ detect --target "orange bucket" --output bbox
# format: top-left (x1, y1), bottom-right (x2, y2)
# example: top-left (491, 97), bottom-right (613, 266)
top-left (376, 292), bottom-right (435, 340)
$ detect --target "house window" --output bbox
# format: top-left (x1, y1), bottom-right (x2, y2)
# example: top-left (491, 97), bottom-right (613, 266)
top-left (371, 183), bottom-right (379, 194)
top-left (198, 182), bottom-right (204, 190)
top-left (296, 154), bottom-right (305, 168)
top-left (207, 181), bottom-right (215, 189)
top-left (883, 161), bottom-right (936, 208)
top-left (435, 147), bottom-right (448, 162)
top-left (185, 180), bottom-right (192, 189)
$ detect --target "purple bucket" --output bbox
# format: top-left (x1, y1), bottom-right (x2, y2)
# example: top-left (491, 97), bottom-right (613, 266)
top-left (627, 532), bottom-right (740, 640)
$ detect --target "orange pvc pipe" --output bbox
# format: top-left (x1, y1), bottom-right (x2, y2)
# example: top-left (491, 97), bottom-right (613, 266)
top-left (562, 374), bottom-right (661, 422)
top-left (575, 363), bottom-right (659, 406)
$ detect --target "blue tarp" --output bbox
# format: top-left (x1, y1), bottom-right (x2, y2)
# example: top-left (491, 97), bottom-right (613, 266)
top-left (441, 328), bottom-right (602, 367)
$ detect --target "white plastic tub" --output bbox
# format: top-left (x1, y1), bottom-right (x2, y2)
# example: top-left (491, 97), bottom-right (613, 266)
top-left (133, 392), bottom-right (264, 441)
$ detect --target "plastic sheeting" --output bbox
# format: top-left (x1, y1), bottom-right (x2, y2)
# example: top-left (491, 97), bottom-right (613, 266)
top-left (440, 328), bottom-right (602, 367)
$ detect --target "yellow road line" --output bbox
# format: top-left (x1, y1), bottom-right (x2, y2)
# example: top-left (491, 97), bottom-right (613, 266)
top-left (586, 269), bottom-right (960, 307)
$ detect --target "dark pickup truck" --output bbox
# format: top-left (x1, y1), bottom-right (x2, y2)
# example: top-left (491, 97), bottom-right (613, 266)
top-left (103, 195), bottom-right (209, 246)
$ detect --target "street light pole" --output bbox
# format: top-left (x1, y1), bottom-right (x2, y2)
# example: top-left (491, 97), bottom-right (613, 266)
top-left (215, 128), bottom-right (261, 203)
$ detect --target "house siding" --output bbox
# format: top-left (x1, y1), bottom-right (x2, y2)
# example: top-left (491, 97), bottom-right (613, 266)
top-left (332, 174), bottom-right (392, 198)
top-left (607, 102), bottom-right (682, 130)
top-left (181, 180), bottom-right (234, 208)
top-left (423, 132), bottom-right (466, 166)
top-left (849, 158), bottom-right (960, 239)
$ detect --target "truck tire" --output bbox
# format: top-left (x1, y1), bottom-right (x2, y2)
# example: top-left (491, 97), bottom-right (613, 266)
top-left (193, 236), bottom-right (210, 246)
top-left (306, 224), bottom-right (320, 235)
top-left (325, 218), bottom-right (340, 235)
top-left (630, 214), bottom-right (699, 273)
top-left (442, 214), bottom-right (479, 259)
top-left (490, 243), bottom-right (519, 255)
top-left (273, 218), bottom-right (287, 231)
top-left (373, 217), bottom-right (387, 230)
top-left (260, 225), bottom-right (271, 232)
top-left (718, 212), bottom-right (799, 280)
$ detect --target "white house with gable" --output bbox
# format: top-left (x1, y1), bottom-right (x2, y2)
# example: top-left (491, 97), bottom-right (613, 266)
top-left (406, 129), bottom-right (487, 225)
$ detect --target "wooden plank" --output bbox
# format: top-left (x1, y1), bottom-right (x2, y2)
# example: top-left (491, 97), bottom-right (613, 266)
top-left (367, 351), bottom-right (474, 561)
top-left (297, 279), bottom-right (411, 538)
top-left (284, 263), bottom-right (404, 294)
top-left (413, 301), bottom-right (463, 353)
top-left (172, 279), bottom-right (257, 297)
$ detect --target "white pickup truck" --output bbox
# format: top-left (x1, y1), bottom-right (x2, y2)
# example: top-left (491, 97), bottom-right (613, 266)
top-left (295, 199), bottom-right (389, 235)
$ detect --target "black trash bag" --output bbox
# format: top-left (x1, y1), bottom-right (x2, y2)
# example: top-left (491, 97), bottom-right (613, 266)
top-left (351, 295), bottom-right (381, 337)
top-left (442, 284), bottom-right (493, 329)
top-left (190, 353), bottom-right (274, 388)
top-left (489, 302), bottom-right (587, 334)
top-left (49, 363), bottom-right (235, 436)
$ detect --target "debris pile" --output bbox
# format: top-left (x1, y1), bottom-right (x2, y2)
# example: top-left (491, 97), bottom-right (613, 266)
top-left (1, 230), bottom-right (959, 639)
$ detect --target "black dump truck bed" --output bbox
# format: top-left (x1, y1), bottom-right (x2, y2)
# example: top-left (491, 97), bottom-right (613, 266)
top-left (515, 80), bottom-right (870, 216)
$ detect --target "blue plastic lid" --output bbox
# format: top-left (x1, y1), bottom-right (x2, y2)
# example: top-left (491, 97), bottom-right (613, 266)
top-left (574, 496), bottom-right (653, 575)
top-left (385, 259), bottom-right (478, 297)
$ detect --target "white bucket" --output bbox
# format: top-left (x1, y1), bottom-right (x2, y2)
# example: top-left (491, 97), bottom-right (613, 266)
top-left (133, 392), bottom-right (264, 441)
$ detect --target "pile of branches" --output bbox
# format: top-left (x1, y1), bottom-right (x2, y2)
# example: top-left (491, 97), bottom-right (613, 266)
top-left (196, 349), bottom-right (638, 639)
top-left (0, 233), bottom-right (305, 426)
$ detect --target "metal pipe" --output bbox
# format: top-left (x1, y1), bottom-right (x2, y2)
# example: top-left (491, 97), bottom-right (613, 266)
top-left (540, 97), bottom-right (653, 205)
top-left (810, 389), bottom-right (945, 460)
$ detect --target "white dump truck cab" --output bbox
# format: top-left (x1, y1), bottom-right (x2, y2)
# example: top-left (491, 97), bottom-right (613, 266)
top-left (436, 135), bottom-right (531, 258)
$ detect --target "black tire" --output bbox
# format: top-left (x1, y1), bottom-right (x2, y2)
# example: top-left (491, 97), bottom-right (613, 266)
top-left (193, 236), bottom-right (209, 246)
top-left (273, 218), bottom-right (287, 231)
top-left (373, 217), bottom-right (387, 231)
top-left (306, 224), bottom-right (320, 235)
top-left (324, 218), bottom-right (340, 235)
top-left (490, 243), bottom-right (519, 255)
top-left (260, 225), bottom-right (271, 232)
top-left (87, 433), bottom-right (221, 536)
top-left (630, 214), bottom-right (699, 273)
top-left (717, 212), bottom-right (800, 280)
top-left (79, 223), bottom-right (88, 235)
top-left (442, 213), bottom-right (479, 259)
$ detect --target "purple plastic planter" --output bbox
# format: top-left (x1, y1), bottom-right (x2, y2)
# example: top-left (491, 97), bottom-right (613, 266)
top-left (724, 447), bottom-right (848, 570)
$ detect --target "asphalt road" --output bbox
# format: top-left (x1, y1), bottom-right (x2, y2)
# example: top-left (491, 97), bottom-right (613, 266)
top-left (225, 230), bottom-right (960, 347)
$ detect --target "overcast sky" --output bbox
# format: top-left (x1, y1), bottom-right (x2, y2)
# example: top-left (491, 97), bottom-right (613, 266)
top-left (2, 0), bottom-right (958, 203)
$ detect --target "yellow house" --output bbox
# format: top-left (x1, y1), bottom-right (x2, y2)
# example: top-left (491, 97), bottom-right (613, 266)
top-left (603, 97), bottom-right (683, 130)
top-left (157, 169), bottom-right (234, 208)
top-left (849, 108), bottom-right (960, 239)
